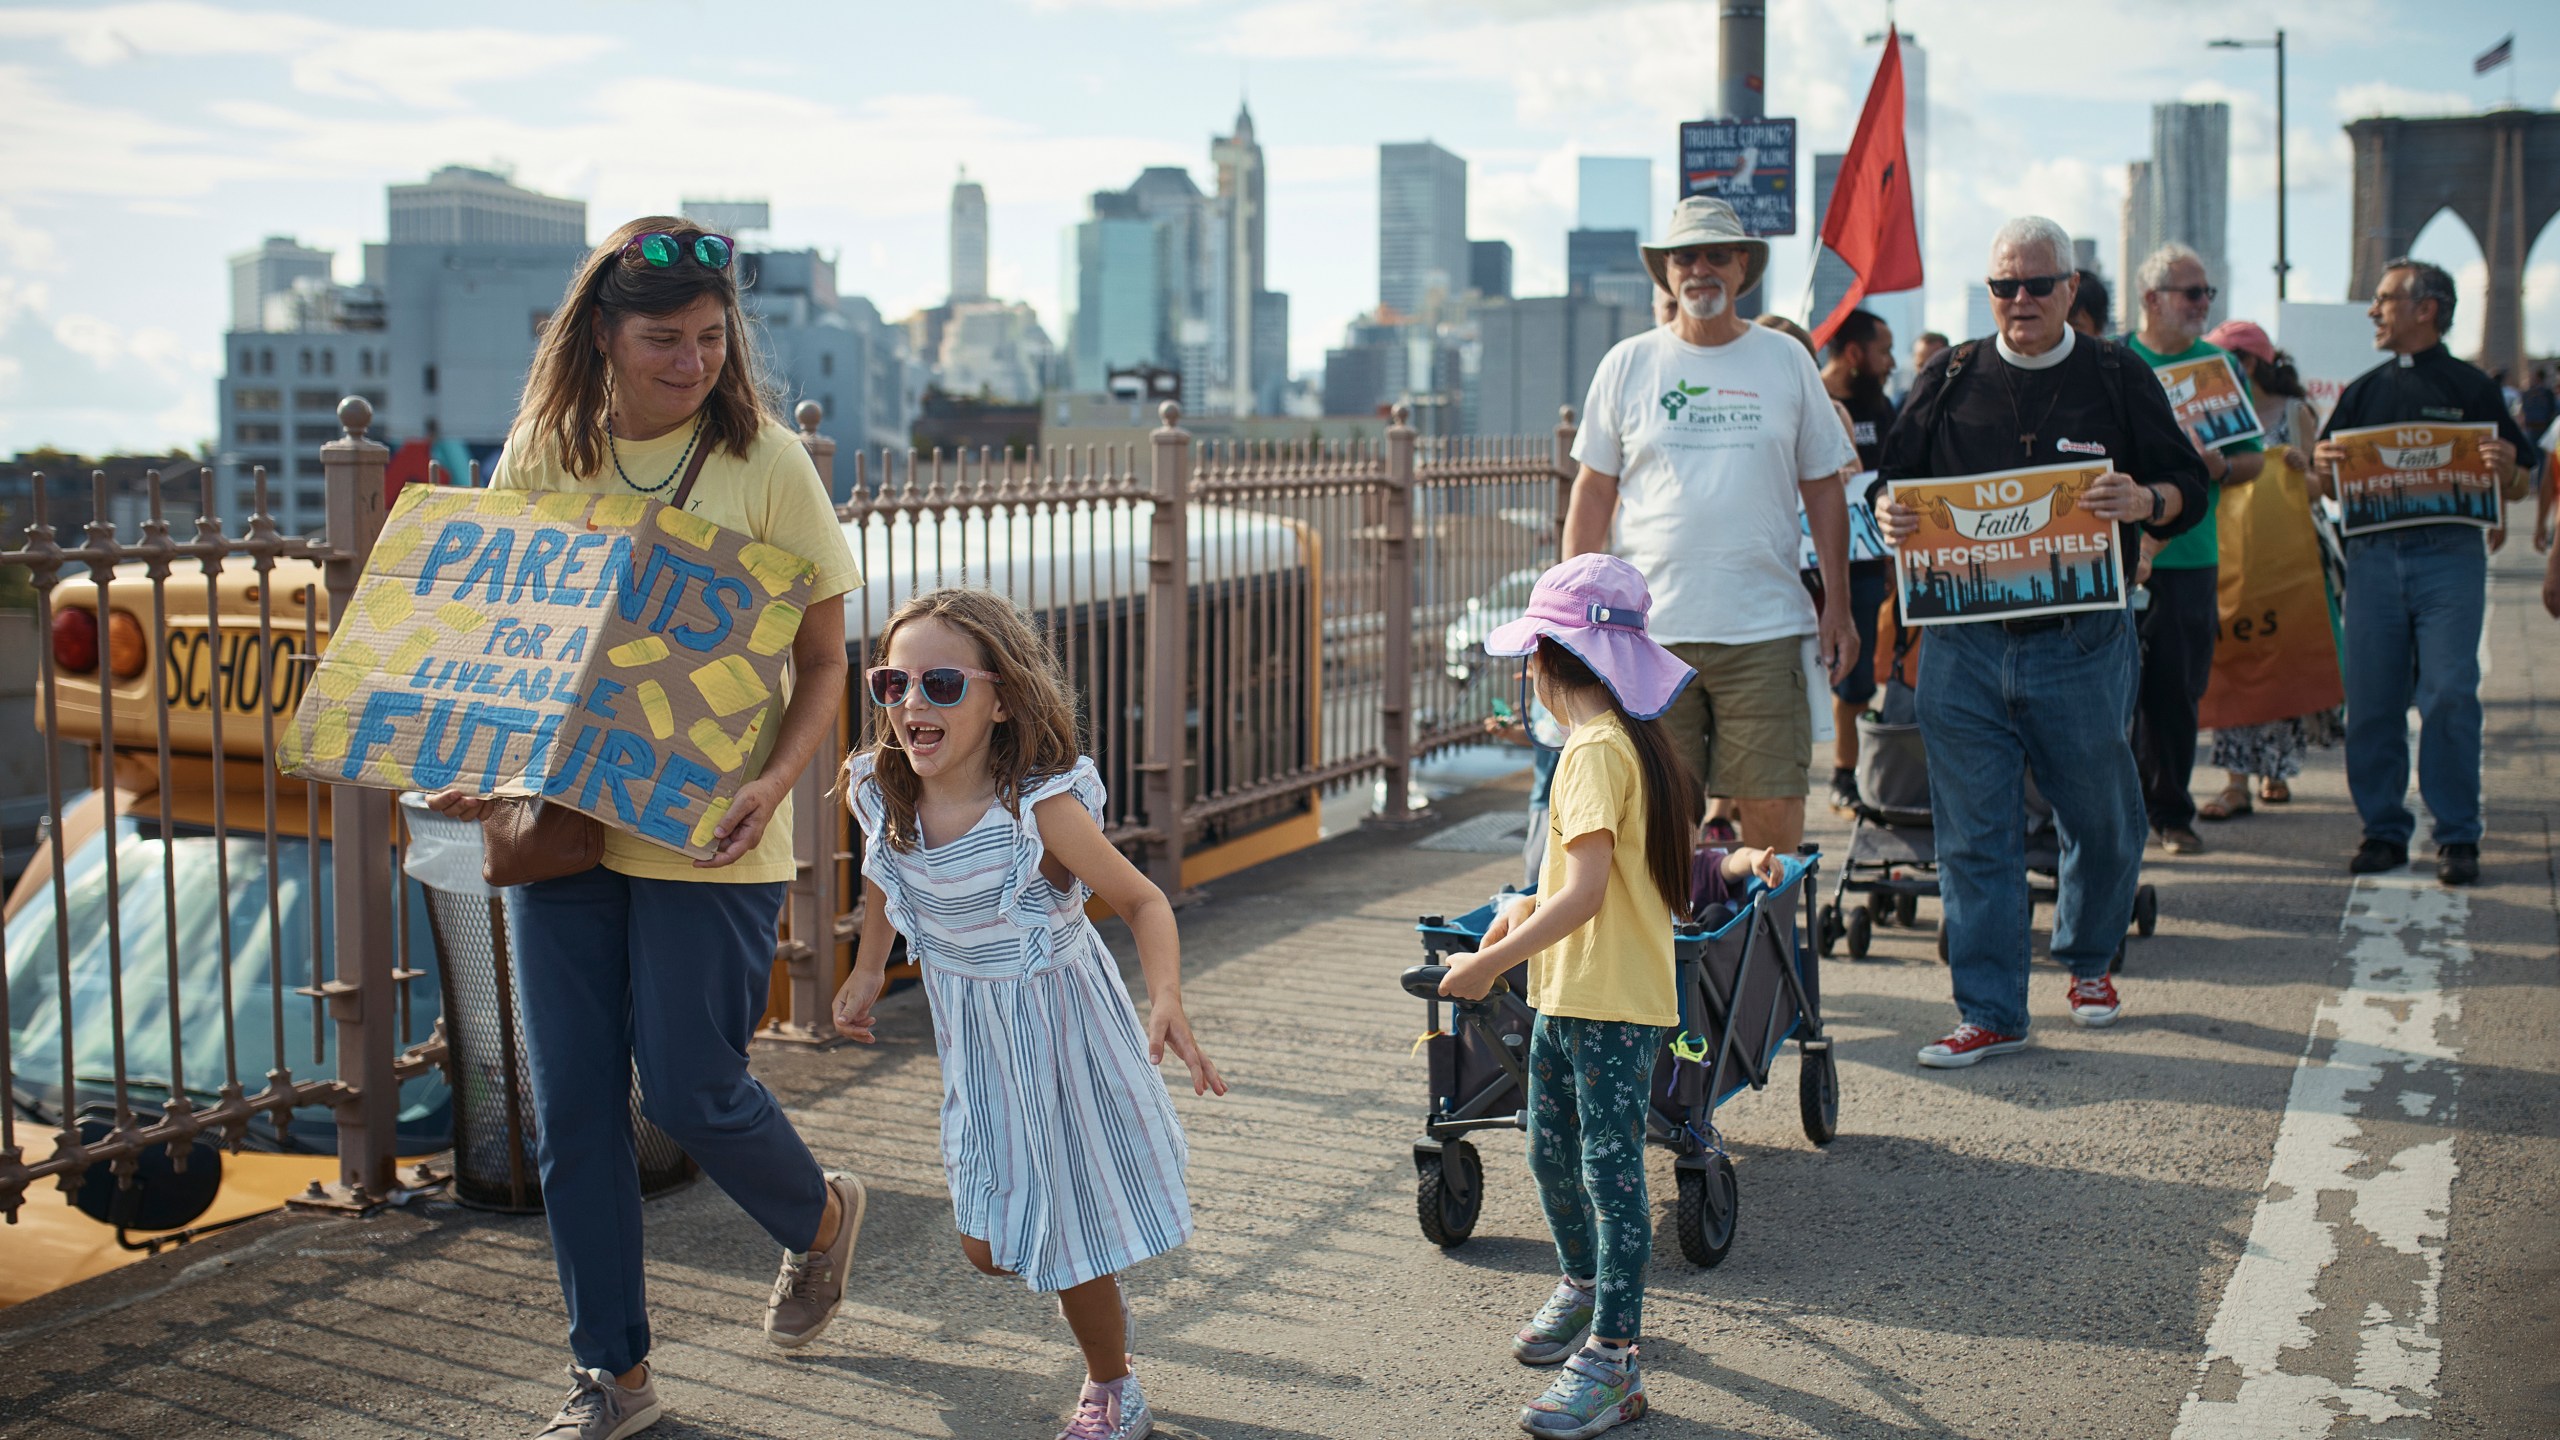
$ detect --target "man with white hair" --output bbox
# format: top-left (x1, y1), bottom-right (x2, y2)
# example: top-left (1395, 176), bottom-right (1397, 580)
top-left (1875, 216), bottom-right (2209, 1068)
top-left (1564, 194), bottom-right (1860, 856)
top-left (2125, 243), bottom-right (2265, 853)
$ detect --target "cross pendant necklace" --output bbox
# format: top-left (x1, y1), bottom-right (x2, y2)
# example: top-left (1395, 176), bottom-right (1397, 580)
top-left (1998, 359), bottom-right (2063, 460)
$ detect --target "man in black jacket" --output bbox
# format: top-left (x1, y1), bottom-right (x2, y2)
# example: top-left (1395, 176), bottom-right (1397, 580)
top-left (2312, 258), bottom-right (2538, 887)
top-left (1874, 216), bottom-right (2209, 1070)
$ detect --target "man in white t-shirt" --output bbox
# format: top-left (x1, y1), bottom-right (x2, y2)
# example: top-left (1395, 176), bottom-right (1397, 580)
top-left (1563, 195), bottom-right (1858, 853)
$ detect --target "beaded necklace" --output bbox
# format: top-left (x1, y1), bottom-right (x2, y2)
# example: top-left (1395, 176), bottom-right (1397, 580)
top-left (607, 410), bottom-right (705, 495)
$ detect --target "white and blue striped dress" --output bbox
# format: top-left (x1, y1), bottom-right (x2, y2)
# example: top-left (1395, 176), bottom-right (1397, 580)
top-left (849, 753), bottom-right (1194, 1293)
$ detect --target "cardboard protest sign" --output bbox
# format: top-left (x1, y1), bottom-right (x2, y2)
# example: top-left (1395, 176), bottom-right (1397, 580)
top-left (1797, 470), bottom-right (1889, 571)
top-left (2151, 353), bottom-right (2263, 449)
top-left (1886, 460), bottom-right (2125, 627)
top-left (280, 485), bottom-right (819, 858)
top-left (2326, 422), bottom-right (2501, 536)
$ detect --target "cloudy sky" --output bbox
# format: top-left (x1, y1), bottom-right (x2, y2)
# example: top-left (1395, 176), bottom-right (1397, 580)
top-left (2, 0), bottom-right (2555, 457)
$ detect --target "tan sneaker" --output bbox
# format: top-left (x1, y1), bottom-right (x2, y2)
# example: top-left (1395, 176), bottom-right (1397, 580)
top-left (533, 1365), bottom-right (660, 1440)
top-left (765, 1171), bottom-right (866, 1348)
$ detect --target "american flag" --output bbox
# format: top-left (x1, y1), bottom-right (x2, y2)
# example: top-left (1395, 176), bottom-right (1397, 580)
top-left (2474, 35), bottom-right (2512, 74)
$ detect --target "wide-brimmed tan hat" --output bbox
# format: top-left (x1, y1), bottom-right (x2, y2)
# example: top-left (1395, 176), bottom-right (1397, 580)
top-left (1641, 195), bottom-right (1770, 300)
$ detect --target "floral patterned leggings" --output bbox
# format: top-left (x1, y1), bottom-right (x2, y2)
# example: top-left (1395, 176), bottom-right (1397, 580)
top-left (1524, 1013), bottom-right (1667, 1342)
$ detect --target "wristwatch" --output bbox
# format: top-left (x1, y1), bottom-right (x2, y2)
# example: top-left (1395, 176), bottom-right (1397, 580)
top-left (2144, 486), bottom-right (2165, 524)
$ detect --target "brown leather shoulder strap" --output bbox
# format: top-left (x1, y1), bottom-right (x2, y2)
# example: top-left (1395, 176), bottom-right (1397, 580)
top-left (667, 423), bottom-right (714, 510)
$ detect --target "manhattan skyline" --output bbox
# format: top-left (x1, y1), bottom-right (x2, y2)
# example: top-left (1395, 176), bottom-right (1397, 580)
top-left (2, 0), bottom-right (2557, 456)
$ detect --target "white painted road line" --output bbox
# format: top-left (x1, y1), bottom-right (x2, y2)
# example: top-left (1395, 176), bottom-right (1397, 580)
top-left (2171, 872), bottom-right (2467, 1439)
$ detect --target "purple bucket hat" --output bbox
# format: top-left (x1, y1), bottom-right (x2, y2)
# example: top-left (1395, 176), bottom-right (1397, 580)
top-left (1482, 554), bottom-right (1695, 721)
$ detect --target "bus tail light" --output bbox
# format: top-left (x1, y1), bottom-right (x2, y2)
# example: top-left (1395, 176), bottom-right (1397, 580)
top-left (51, 608), bottom-right (98, 673)
top-left (107, 610), bottom-right (149, 680)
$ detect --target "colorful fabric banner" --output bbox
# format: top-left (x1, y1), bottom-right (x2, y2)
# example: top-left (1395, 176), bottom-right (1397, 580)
top-left (2328, 421), bottom-right (2501, 535)
top-left (281, 485), bottom-right (819, 858)
top-left (1886, 460), bottom-right (2125, 626)
top-left (2199, 447), bottom-right (2344, 730)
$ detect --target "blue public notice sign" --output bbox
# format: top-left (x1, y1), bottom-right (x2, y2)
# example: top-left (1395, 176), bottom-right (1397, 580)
top-left (1678, 118), bottom-right (1798, 237)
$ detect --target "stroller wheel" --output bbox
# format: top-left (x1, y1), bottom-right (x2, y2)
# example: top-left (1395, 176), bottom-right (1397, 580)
top-left (1865, 894), bottom-right (1893, 929)
top-left (1897, 892), bottom-right (1920, 928)
top-left (1675, 1154), bottom-right (1739, 1267)
top-left (1415, 1141), bottom-right (1482, 1248)
top-left (1799, 1043), bottom-right (1840, 1146)
top-left (1846, 905), bottom-right (1874, 960)
top-left (2133, 884), bottom-right (2159, 938)
top-left (1817, 904), bottom-right (1843, 959)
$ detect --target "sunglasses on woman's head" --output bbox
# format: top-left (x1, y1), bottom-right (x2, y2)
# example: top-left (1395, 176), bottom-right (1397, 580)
top-left (1985, 273), bottom-right (2072, 299)
top-left (866, 665), bottom-right (1000, 707)
top-left (623, 232), bottom-right (734, 271)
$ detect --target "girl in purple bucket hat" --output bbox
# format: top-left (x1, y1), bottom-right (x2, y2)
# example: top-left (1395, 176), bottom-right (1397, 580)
top-left (1437, 554), bottom-right (1783, 1437)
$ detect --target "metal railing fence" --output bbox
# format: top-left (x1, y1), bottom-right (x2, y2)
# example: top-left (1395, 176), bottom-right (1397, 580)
top-left (2, 393), bottom-right (1573, 1212)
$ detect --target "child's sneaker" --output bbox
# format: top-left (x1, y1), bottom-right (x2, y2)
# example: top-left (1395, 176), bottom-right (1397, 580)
top-left (1512, 1278), bottom-right (1596, 1365)
top-left (1057, 1366), bottom-right (1152, 1440)
top-left (1520, 1344), bottom-right (1646, 1437)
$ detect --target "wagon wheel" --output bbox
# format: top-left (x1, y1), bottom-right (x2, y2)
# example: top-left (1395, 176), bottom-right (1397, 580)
top-left (1817, 903), bottom-right (1844, 959)
top-left (1416, 1141), bottom-right (1482, 1248)
top-left (1846, 905), bottom-right (1874, 960)
top-left (1675, 1154), bottom-right (1739, 1267)
top-left (1798, 1043), bottom-right (1840, 1146)
top-left (1865, 894), bottom-right (1894, 929)
top-left (2133, 884), bottom-right (2159, 939)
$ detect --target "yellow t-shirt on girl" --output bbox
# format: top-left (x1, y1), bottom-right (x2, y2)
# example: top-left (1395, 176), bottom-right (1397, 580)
top-left (1528, 711), bottom-right (1679, 1027)
top-left (489, 414), bottom-right (862, 885)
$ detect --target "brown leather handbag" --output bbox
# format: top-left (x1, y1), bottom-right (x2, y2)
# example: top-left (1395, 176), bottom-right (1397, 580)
top-left (477, 436), bottom-right (714, 886)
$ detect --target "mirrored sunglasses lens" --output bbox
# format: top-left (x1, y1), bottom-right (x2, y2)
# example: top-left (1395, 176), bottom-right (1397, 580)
top-left (639, 233), bottom-right (678, 267)
top-left (868, 669), bottom-right (909, 705)
top-left (920, 669), bottom-right (969, 705)
top-left (695, 235), bottom-right (732, 269)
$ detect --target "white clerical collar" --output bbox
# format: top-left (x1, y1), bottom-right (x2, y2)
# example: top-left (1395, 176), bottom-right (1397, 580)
top-left (1996, 326), bottom-right (2076, 371)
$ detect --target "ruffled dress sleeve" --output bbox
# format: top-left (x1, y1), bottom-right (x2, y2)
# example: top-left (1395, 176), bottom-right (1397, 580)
top-left (1000, 756), bottom-right (1108, 930)
top-left (846, 751), bottom-right (918, 937)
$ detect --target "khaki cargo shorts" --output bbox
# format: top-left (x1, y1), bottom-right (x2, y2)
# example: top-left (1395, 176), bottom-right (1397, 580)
top-left (1660, 636), bottom-right (1810, 800)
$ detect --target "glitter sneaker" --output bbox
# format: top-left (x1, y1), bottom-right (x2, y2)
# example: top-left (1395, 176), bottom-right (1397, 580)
top-left (1519, 1345), bottom-right (1647, 1437)
top-left (1058, 1367), bottom-right (1153, 1440)
top-left (1512, 1278), bottom-right (1596, 1365)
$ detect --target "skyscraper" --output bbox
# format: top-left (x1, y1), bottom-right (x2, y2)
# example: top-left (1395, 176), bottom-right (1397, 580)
top-left (2140, 102), bottom-right (2222, 324)
top-left (1379, 141), bottom-right (1469, 317)
top-left (229, 237), bottom-right (334, 332)
top-left (950, 168), bottom-right (988, 304)
top-left (1470, 239), bottom-right (1514, 300)
top-left (1566, 229), bottom-right (1643, 299)
top-left (1065, 208), bottom-right (1163, 389)
top-left (1577, 157), bottom-right (1654, 239)
top-left (1212, 104), bottom-right (1268, 413)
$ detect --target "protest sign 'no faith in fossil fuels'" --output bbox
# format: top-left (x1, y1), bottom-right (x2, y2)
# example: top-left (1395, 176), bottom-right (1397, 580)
top-left (281, 486), bottom-right (819, 858)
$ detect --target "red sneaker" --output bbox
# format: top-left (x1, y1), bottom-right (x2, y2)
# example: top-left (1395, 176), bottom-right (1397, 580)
top-left (1916, 1023), bottom-right (2027, 1069)
top-left (2067, 974), bottom-right (2122, 1028)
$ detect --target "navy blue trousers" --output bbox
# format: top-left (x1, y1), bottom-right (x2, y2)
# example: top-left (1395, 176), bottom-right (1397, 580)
top-left (506, 866), bottom-right (828, 1375)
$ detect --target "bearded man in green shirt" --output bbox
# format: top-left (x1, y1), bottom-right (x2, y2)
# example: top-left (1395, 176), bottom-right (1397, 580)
top-left (2125, 244), bottom-right (2265, 854)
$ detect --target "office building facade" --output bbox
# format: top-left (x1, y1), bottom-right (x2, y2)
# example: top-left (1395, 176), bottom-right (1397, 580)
top-left (1471, 295), bottom-right (1651, 436)
top-left (1567, 229), bottom-right (1643, 299)
top-left (2121, 103), bottom-right (2229, 322)
top-left (1379, 141), bottom-right (1469, 317)
top-left (230, 237), bottom-right (334, 333)
top-left (1470, 240), bottom-right (1513, 300)
top-left (950, 170), bottom-right (989, 304)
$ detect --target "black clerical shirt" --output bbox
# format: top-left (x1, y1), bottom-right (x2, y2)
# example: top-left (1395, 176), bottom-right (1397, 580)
top-left (2320, 343), bottom-right (2540, 491)
top-left (1874, 332), bottom-right (2209, 555)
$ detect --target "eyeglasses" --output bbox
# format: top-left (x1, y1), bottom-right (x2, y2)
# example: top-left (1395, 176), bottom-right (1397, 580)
top-left (866, 665), bottom-right (1000, 707)
top-left (2154, 284), bottom-right (2219, 304)
top-left (1667, 246), bottom-right (1746, 270)
top-left (1985, 274), bottom-right (2073, 299)
top-left (623, 232), bottom-right (734, 271)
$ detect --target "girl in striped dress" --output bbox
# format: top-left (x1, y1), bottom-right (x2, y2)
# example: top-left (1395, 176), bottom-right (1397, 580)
top-left (832, 588), bottom-right (1225, 1440)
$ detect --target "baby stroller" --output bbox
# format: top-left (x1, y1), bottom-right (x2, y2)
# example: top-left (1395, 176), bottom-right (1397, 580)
top-left (1398, 851), bottom-right (1833, 1269)
top-left (1819, 614), bottom-right (2159, 964)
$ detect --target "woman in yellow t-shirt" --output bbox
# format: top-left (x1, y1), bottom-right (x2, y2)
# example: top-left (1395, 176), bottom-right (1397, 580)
top-left (427, 216), bottom-right (864, 1438)
top-left (1438, 553), bottom-right (1741, 1438)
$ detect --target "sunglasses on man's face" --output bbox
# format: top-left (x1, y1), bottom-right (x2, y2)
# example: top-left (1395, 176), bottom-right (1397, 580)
top-left (2155, 284), bottom-right (2219, 304)
top-left (1667, 246), bottom-right (1745, 270)
top-left (1985, 273), bottom-right (2072, 300)
top-left (623, 232), bottom-right (735, 271)
top-left (866, 665), bottom-right (1000, 708)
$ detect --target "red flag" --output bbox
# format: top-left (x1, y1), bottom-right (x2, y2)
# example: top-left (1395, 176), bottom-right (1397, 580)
top-left (1811, 30), bottom-right (1923, 350)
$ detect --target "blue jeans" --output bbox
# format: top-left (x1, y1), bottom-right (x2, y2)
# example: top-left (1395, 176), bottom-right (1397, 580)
top-left (1916, 611), bottom-right (2144, 1036)
top-left (506, 867), bottom-right (828, 1375)
top-left (2343, 526), bottom-right (2486, 848)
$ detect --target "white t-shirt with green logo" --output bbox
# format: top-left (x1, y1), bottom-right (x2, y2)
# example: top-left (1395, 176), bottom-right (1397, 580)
top-left (1573, 324), bottom-right (1857, 645)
